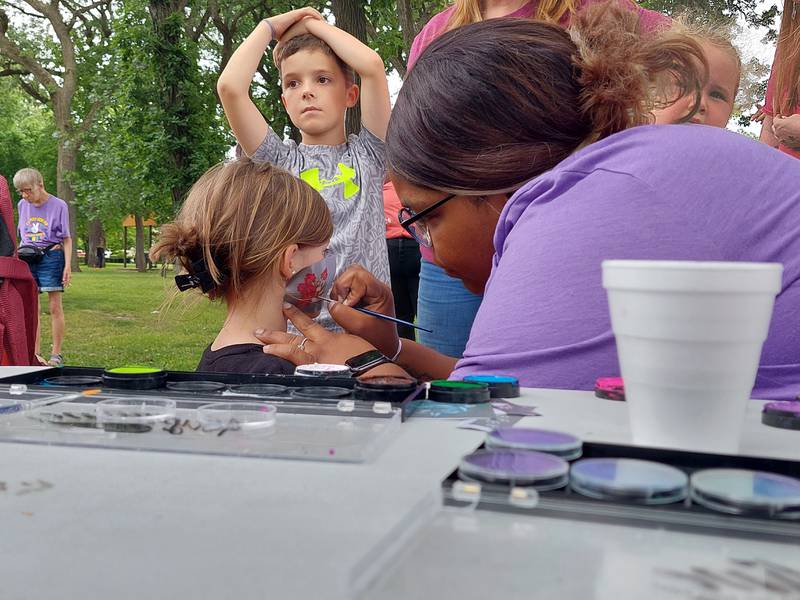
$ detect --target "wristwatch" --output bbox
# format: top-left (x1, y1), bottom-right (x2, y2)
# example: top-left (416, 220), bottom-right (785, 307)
top-left (345, 349), bottom-right (392, 376)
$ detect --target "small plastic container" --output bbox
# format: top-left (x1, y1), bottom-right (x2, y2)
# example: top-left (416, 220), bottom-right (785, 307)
top-left (569, 458), bottom-right (689, 505)
top-left (229, 384), bottom-right (290, 397)
top-left (486, 428), bottom-right (582, 460)
top-left (762, 401), bottom-right (800, 431)
top-left (291, 386), bottom-right (352, 401)
top-left (102, 367), bottom-right (167, 390)
top-left (690, 468), bottom-right (800, 518)
top-left (428, 380), bottom-right (490, 404)
top-left (458, 449), bottom-right (569, 490)
top-left (354, 376), bottom-right (419, 403)
top-left (463, 375), bottom-right (520, 398)
top-left (166, 381), bottom-right (227, 393)
top-left (196, 401), bottom-right (277, 433)
top-left (95, 397), bottom-right (176, 433)
top-left (294, 363), bottom-right (351, 377)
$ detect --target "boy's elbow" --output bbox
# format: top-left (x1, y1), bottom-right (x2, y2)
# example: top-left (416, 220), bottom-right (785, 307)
top-left (216, 77), bottom-right (240, 100)
top-left (361, 51), bottom-right (386, 78)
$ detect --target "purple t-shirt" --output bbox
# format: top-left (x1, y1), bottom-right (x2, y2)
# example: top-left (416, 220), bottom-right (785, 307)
top-left (452, 125), bottom-right (800, 401)
top-left (17, 195), bottom-right (71, 247)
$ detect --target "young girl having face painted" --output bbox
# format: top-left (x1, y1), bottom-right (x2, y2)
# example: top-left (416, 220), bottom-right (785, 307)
top-left (151, 159), bottom-right (333, 374)
top-left (652, 18), bottom-right (741, 128)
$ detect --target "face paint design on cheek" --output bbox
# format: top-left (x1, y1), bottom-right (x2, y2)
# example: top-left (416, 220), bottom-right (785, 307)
top-left (283, 251), bottom-right (338, 317)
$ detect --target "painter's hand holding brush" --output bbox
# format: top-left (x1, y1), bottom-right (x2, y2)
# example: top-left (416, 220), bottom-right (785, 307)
top-left (330, 265), bottom-right (399, 357)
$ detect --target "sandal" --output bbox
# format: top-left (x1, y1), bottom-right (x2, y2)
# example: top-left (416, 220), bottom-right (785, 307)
top-left (47, 354), bottom-right (64, 367)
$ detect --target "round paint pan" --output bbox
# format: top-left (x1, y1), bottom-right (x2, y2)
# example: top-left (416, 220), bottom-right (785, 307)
top-left (165, 381), bottom-right (227, 393)
top-left (762, 401), bottom-right (800, 431)
top-left (458, 449), bottom-right (569, 490)
top-left (95, 397), bottom-right (176, 433)
top-left (294, 363), bottom-right (351, 377)
top-left (354, 376), bottom-right (418, 402)
top-left (428, 380), bottom-right (490, 404)
top-left (102, 367), bottom-right (167, 390)
top-left (486, 428), bottom-right (583, 460)
top-left (291, 386), bottom-right (352, 401)
top-left (229, 384), bottom-right (290, 397)
top-left (463, 375), bottom-right (520, 398)
top-left (43, 376), bottom-right (103, 387)
top-left (196, 401), bottom-right (277, 433)
top-left (570, 458), bottom-right (689, 505)
top-left (690, 469), bottom-right (800, 519)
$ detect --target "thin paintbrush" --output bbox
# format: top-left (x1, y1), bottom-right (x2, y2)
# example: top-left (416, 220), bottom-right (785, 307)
top-left (315, 296), bottom-right (433, 333)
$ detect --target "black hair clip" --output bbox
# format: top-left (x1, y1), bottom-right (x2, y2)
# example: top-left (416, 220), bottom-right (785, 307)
top-left (175, 257), bottom-right (224, 293)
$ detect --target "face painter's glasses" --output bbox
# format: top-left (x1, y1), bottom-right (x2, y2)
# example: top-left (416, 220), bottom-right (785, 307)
top-left (398, 193), bottom-right (456, 248)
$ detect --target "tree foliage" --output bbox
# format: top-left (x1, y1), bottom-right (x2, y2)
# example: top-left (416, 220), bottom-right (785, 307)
top-left (0, 0), bottom-right (786, 263)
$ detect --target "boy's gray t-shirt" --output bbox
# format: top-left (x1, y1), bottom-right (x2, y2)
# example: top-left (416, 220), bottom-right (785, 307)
top-left (252, 125), bottom-right (391, 329)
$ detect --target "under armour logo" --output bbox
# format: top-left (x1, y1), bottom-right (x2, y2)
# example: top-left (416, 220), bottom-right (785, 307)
top-left (300, 163), bottom-right (360, 199)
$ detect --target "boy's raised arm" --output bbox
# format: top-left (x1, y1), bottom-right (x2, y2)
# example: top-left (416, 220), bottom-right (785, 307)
top-left (301, 19), bottom-right (391, 140)
top-left (217, 8), bottom-right (322, 156)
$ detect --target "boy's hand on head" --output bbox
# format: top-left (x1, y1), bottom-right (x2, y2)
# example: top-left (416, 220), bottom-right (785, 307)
top-left (267, 8), bottom-right (323, 40)
top-left (272, 18), bottom-right (315, 65)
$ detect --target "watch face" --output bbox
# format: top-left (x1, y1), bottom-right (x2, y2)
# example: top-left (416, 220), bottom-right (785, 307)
top-left (345, 350), bottom-right (387, 372)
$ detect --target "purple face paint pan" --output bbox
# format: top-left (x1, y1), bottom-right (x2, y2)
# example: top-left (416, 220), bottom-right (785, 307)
top-left (762, 401), bottom-right (800, 431)
top-left (486, 428), bottom-right (583, 461)
top-left (570, 458), bottom-right (689, 505)
top-left (458, 449), bottom-right (569, 490)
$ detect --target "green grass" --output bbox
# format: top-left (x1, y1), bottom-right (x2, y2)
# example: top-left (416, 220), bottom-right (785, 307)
top-left (37, 264), bottom-right (226, 371)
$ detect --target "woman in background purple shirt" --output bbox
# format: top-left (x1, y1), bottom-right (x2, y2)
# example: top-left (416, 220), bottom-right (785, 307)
top-left (260, 6), bottom-right (800, 400)
top-left (406, 0), bottom-right (669, 359)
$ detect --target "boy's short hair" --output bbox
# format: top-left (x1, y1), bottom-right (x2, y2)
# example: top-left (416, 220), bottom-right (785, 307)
top-left (13, 168), bottom-right (44, 191)
top-left (275, 34), bottom-right (356, 85)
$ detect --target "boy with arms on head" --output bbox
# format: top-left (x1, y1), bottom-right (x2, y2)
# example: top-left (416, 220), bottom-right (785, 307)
top-left (217, 9), bottom-right (391, 330)
top-left (14, 168), bottom-right (71, 367)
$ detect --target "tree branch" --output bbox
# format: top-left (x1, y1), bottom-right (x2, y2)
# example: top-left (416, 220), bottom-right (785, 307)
top-left (16, 75), bottom-right (50, 104)
top-left (0, 67), bottom-right (28, 76)
top-left (0, 10), bottom-right (59, 92)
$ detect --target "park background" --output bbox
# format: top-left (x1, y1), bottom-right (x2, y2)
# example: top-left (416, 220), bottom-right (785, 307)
top-left (0, 0), bottom-right (785, 369)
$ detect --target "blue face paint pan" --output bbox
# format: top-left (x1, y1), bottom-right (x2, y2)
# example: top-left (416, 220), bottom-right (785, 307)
top-left (570, 458), bottom-right (689, 505)
top-left (690, 469), bottom-right (800, 519)
top-left (463, 375), bottom-right (520, 398)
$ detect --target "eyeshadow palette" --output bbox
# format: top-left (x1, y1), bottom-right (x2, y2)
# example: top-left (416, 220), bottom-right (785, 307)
top-left (443, 435), bottom-right (800, 544)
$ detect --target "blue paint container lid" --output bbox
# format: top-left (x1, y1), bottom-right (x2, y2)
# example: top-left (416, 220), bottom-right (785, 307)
top-left (463, 375), bottom-right (520, 398)
top-left (690, 469), bottom-right (800, 518)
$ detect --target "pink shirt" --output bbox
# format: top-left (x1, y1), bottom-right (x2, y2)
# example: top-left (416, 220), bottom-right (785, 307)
top-left (384, 181), bottom-right (411, 239)
top-left (763, 60), bottom-right (800, 159)
top-left (407, 0), bottom-right (670, 262)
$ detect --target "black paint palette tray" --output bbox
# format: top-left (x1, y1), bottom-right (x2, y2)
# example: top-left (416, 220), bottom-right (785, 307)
top-left (3, 366), bottom-right (425, 421)
top-left (442, 440), bottom-right (800, 544)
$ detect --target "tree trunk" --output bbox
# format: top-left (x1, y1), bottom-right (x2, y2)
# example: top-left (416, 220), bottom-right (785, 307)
top-left (149, 0), bottom-right (194, 213)
top-left (134, 214), bottom-right (146, 272)
top-left (56, 134), bottom-right (81, 272)
top-left (86, 218), bottom-right (105, 268)
top-left (330, 0), bottom-right (368, 136)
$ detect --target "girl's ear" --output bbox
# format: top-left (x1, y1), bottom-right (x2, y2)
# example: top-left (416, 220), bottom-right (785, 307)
top-left (280, 244), bottom-right (299, 280)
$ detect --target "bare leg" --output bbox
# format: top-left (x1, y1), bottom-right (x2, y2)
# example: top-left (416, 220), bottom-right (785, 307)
top-left (48, 291), bottom-right (65, 355)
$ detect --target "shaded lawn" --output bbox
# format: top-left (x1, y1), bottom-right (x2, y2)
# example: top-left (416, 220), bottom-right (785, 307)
top-left (37, 264), bottom-right (226, 371)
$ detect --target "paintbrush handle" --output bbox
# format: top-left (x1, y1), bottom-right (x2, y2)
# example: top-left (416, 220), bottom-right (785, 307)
top-left (316, 297), bottom-right (433, 333)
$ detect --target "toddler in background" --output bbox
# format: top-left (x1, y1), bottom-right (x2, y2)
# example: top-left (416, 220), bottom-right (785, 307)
top-left (653, 17), bottom-right (741, 128)
top-left (151, 159), bottom-right (332, 375)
